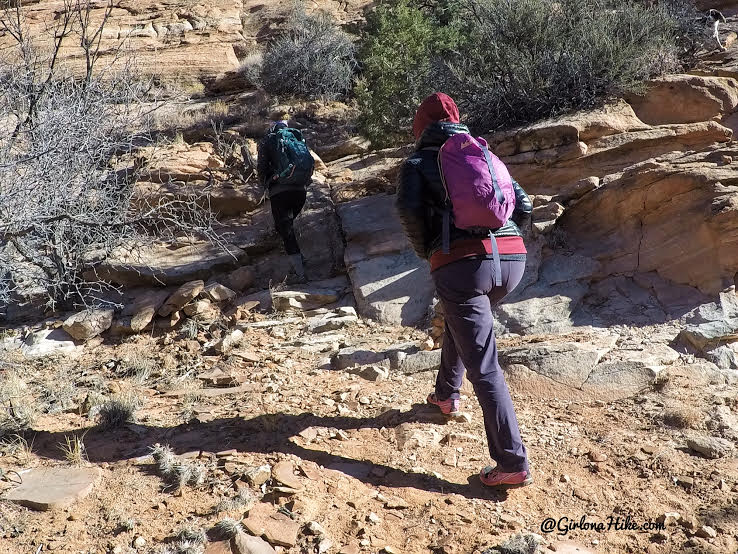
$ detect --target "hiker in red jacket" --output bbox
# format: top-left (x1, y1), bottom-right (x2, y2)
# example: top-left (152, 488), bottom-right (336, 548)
top-left (395, 93), bottom-right (534, 489)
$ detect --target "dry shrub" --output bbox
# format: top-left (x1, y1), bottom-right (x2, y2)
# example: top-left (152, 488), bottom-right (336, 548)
top-left (663, 405), bottom-right (703, 429)
top-left (261, 7), bottom-right (357, 100)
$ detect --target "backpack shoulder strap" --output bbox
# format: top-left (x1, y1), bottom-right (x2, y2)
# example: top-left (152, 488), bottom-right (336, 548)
top-left (479, 142), bottom-right (505, 204)
top-left (285, 128), bottom-right (304, 141)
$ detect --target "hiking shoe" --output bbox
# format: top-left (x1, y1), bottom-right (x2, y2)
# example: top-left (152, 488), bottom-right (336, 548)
top-left (479, 466), bottom-right (533, 489)
top-left (427, 393), bottom-right (460, 415)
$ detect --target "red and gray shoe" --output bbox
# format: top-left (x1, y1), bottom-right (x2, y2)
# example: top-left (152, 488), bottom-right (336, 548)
top-left (427, 392), bottom-right (461, 415)
top-left (480, 466), bottom-right (533, 489)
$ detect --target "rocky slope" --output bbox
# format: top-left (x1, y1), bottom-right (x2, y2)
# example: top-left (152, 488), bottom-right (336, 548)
top-left (1, 3), bottom-right (738, 554)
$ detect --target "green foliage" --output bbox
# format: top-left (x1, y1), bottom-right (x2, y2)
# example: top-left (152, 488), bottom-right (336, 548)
top-left (357, 0), bottom-right (697, 144)
top-left (356, 0), bottom-right (462, 147)
top-left (443, 0), bottom-right (687, 131)
top-left (261, 7), bottom-right (357, 100)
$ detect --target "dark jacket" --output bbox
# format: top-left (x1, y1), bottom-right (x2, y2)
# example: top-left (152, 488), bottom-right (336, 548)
top-left (395, 122), bottom-right (533, 261)
top-left (256, 129), bottom-right (310, 197)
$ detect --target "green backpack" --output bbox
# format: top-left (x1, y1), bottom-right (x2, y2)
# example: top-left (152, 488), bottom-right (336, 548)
top-left (270, 128), bottom-right (315, 187)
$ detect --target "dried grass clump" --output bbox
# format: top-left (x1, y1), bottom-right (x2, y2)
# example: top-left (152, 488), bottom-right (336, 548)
top-left (96, 392), bottom-right (141, 430)
top-left (0, 370), bottom-right (36, 437)
top-left (663, 406), bottom-right (703, 429)
top-left (59, 434), bottom-right (87, 465)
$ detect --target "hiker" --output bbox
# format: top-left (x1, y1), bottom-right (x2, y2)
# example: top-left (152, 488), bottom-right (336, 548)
top-left (257, 120), bottom-right (315, 283)
top-left (395, 93), bottom-right (534, 489)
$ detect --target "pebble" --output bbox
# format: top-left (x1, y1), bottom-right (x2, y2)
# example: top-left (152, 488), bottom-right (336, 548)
top-left (318, 538), bottom-right (333, 553)
top-left (675, 476), bottom-right (695, 489)
top-left (657, 512), bottom-right (680, 526)
top-left (133, 536), bottom-right (146, 548)
top-left (306, 521), bottom-right (326, 536)
top-left (697, 525), bottom-right (718, 539)
top-left (360, 365), bottom-right (389, 382)
top-left (449, 412), bottom-right (472, 424)
top-left (367, 512), bottom-right (381, 524)
top-left (587, 451), bottom-right (607, 462)
top-left (245, 465), bottom-right (272, 487)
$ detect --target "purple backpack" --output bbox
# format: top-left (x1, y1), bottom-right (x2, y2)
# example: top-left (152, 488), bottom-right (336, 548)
top-left (437, 133), bottom-right (516, 284)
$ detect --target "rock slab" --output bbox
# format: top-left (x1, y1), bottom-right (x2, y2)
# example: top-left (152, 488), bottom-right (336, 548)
top-left (5, 467), bottom-right (102, 511)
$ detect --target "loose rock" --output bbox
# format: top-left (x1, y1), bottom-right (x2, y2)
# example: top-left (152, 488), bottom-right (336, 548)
top-left (687, 436), bottom-right (735, 459)
top-left (63, 309), bottom-right (114, 340)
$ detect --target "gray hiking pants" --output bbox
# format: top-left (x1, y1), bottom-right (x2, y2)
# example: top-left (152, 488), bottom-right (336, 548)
top-left (432, 257), bottom-right (529, 473)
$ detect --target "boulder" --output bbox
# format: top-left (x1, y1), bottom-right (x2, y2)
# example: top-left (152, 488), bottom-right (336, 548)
top-left (183, 299), bottom-right (221, 322)
top-left (159, 280), bottom-right (205, 316)
top-left (201, 282), bottom-right (237, 303)
top-left (63, 309), bottom-right (114, 340)
top-left (138, 142), bottom-right (224, 183)
top-left (155, 310), bottom-right (182, 330)
top-left (328, 153), bottom-right (403, 203)
top-left (348, 250), bottom-right (434, 326)
top-left (308, 307), bottom-right (358, 333)
top-left (214, 329), bottom-right (243, 353)
top-left (333, 347), bottom-right (386, 370)
top-left (705, 344), bottom-right (738, 369)
top-left (486, 99), bottom-right (649, 157)
top-left (223, 266), bottom-right (256, 292)
top-left (337, 195), bottom-right (434, 326)
top-left (242, 502), bottom-right (300, 548)
top-left (272, 277), bottom-right (349, 312)
top-left (560, 155), bottom-right (738, 295)
top-left (395, 424), bottom-right (442, 449)
top-left (627, 75), bottom-right (738, 126)
top-left (232, 532), bottom-right (277, 554)
top-left (504, 120), bottom-right (732, 193)
top-left (680, 290), bottom-right (738, 351)
top-left (687, 436), bottom-right (735, 459)
top-left (581, 361), bottom-right (660, 398)
top-left (21, 328), bottom-right (79, 357)
top-left (314, 136), bottom-right (371, 162)
top-left (496, 281), bottom-right (589, 335)
top-left (500, 341), bottom-right (608, 388)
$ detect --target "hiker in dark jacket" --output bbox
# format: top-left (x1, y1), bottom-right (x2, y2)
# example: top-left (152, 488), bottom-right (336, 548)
top-left (396, 92), bottom-right (534, 489)
top-left (257, 120), bottom-right (314, 282)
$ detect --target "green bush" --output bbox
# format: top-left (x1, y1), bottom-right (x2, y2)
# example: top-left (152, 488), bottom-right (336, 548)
top-left (357, 0), bottom-right (698, 144)
top-left (260, 8), bottom-right (357, 100)
top-left (442, 0), bottom-right (688, 131)
top-left (356, 0), bottom-right (461, 147)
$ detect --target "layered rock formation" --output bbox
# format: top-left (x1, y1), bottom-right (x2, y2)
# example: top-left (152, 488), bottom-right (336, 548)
top-left (5, 2), bottom-right (738, 373)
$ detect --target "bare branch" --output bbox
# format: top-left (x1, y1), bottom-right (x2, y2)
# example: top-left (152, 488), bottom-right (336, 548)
top-left (0, 2), bottom-right (221, 315)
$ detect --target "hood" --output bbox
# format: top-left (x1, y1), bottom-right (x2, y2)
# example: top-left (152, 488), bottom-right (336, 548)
top-left (416, 121), bottom-right (470, 150)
